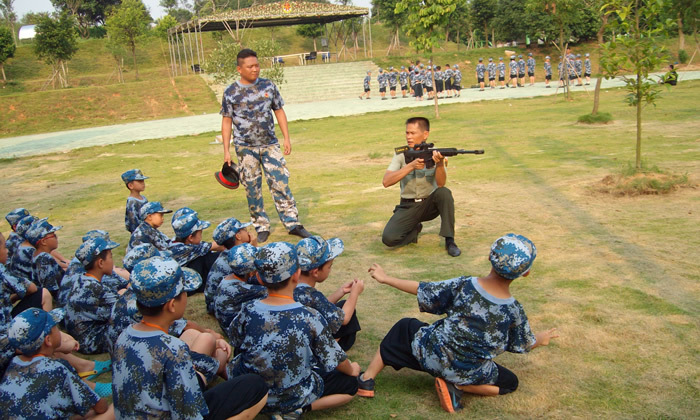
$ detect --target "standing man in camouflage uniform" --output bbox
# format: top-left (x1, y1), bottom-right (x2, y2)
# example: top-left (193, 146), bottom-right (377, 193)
top-left (221, 48), bottom-right (311, 243)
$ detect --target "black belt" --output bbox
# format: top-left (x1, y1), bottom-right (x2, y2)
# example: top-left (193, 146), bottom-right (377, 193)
top-left (400, 198), bottom-right (425, 204)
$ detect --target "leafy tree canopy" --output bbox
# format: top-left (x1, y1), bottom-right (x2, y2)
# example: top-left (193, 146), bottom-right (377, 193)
top-left (33, 11), bottom-right (79, 65)
top-left (0, 25), bottom-right (15, 64)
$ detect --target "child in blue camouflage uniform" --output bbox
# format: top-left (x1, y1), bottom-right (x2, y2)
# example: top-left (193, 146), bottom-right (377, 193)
top-left (433, 66), bottom-right (442, 98)
top-left (8, 214), bottom-right (39, 281)
top-left (517, 55), bottom-right (526, 87)
top-left (452, 64), bottom-right (462, 96)
top-left (0, 308), bottom-right (112, 418)
top-left (584, 53), bottom-right (592, 85)
top-left (400, 66), bottom-right (409, 98)
top-left (112, 256), bottom-right (268, 419)
top-left (424, 66), bottom-right (434, 99)
top-left (214, 243), bottom-right (267, 334)
top-left (296, 236), bottom-right (363, 352)
top-left (508, 56), bottom-right (518, 88)
top-left (412, 69), bottom-right (423, 101)
top-left (229, 242), bottom-right (360, 418)
top-left (26, 217), bottom-right (65, 299)
top-left (476, 58), bottom-right (486, 91)
top-left (4, 208), bottom-right (30, 261)
top-left (121, 168), bottom-right (149, 234)
top-left (527, 52), bottom-right (536, 86)
top-left (389, 66), bottom-right (398, 99)
top-left (357, 234), bottom-right (559, 413)
top-left (205, 217), bottom-right (255, 313)
top-left (544, 56), bottom-right (552, 88)
top-left (65, 237), bottom-right (124, 354)
top-left (444, 64), bottom-right (454, 97)
top-left (359, 70), bottom-right (371, 100)
top-left (377, 68), bottom-right (388, 100)
top-left (498, 57), bottom-right (506, 88)
top-left (170, 207), bottom-right (223, 291)
top-left (487, 58), bottom-right (496, 89)
top-left (575, 54), bottom-right (584, 86)
top-left (128, 201), bottom-right (172, 252)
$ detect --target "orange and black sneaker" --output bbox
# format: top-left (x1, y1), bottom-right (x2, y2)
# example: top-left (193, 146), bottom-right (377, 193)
top-left (435, 377), bottom-right (464, 413)
top-left (357, 373), bottom-right (375, 398)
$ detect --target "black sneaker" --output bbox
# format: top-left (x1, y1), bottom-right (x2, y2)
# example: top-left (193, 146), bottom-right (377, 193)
top-left (357, 373), bottom-right (375, 398)
top-left (446, 241), bottom-right (461, 257)
top-left (435, 377), bottom-right (464, 413)
top-left (257, 230), bottom-right (270, 243)
top-left (288, 225), bottom-right (311, 239)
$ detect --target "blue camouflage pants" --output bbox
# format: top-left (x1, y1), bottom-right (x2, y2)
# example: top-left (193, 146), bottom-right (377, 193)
top-left (235, 144), bottom-right (299, 232)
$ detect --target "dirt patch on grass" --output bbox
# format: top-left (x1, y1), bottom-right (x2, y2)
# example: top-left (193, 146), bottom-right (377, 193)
top-left (594, 172), bottom-right (694, 196)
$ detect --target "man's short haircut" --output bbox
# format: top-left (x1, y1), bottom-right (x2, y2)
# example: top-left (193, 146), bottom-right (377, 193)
top-left (85, 249), bottom-right (110, 271)
top-left (264, 277), bottom-right (291, 291)
top-left (237, 49), bottom-right (258, 66)
top-left (136, 300), bottom-right (166, 317)
top-left (406, 117), bottom-right (430, 132)
top-left (222, 237), bottom-right (237, 250)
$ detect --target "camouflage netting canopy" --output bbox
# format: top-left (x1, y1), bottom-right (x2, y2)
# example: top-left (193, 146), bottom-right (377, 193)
top-left (170, 1), bottom-right (369, 34)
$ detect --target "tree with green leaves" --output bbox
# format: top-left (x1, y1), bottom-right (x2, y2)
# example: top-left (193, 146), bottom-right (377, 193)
top-left (296, 23), bottom-right (324, 51)
top-left (203, 39), bottom-right (284, 87)
top-left (494, 0), bottom-right (527, 42)
top-left (395, 0), bottom-right (457, 117)
top-left (600, 0), bottom-right (672, 171)
top-left (105, 0), bottom-right (152, 80)
top-left (470, 0), bottom-right (497, 47)
top-left (372, 0), bottom-right (408, 54)
top-left (1, 0), bottom-right (17, 45)
top-left (0, 25), bottom-right (15, 82)
top-left (34, 12), bottom-right (79, 88)
top-left (51, 0), bottom-right (121, 37)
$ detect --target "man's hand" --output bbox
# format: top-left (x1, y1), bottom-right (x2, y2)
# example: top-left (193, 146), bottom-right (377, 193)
top-left (224, 151), bottom-right (232, 166)
top-left (432, 150), bottom-right (445, 166)
top-left (368, 263), bottom-right (389, 284)
top-left (409, 158), bottom-right (425, 170)
top-left (283, 138), bottom-right (292, 155)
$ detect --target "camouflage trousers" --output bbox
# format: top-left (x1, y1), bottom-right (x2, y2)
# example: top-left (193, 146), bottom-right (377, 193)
top-left (235, 144), bottom-right (299, 232)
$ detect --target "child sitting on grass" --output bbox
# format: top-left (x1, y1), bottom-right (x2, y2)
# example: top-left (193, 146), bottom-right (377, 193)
top-left (128, 201), bottom-right (172, 252)
top-left (112, 256), bottom-right (268, 419)
top-left (296, 235), bottom-right (363, 351)
top-left (0, 308), bottom-right (113, 418)
top-left (26, 218), bottom-right (65, 299)
top-left (205, 217), bottom-right (256, 313)
top-left (357, 234), bottom-right (558, 413)
top-left (122, 169), bottom-right (149, 234)
top-left (228, 242), bottom-right (360, 419)
top-left (4, 208), bottom-right (30, 261)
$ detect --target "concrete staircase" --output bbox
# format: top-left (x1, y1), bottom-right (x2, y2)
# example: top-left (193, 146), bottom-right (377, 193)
top-left (202, 60), bottom-right (376, 104)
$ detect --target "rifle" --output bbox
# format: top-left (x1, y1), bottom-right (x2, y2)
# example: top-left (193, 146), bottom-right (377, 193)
top-left (396, 142), bottom-right (485, 169)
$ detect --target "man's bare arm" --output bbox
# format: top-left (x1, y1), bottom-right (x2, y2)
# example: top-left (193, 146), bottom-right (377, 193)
top-left (382, 159), bottom-right (424, 188)
top-left (222, 116), bottom-right (233, 165)
top-left (273, 108), bottom-right (291, 155)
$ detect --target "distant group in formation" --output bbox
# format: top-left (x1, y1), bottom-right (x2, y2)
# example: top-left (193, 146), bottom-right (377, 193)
top-left (361, 50), bottom-right (594, 100)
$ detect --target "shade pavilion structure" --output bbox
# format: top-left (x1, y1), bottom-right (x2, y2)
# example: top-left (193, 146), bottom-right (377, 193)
top-left (166, 1), bottom-right (371, 76)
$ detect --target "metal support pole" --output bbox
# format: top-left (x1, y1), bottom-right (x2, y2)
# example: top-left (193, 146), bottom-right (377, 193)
top-left (181, 32), bottom-right (190, 74)
top-left (168, 34), bottom-right (176, 76)
top-left (175, 31), bottom-right (184, 75)
top-left (187, 25), bottom-right (196, 71)
top-left (194, 21), bottom-right (202, 69)
top-left (199, 22), bottom-right (206, 69)
top-left (368, 15), bottom-right (373, 58)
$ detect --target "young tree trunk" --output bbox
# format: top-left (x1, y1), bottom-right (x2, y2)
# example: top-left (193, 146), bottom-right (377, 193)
top-left (0, 63), bottom-right (5, 82)
top-left (484, 23), bottom-right (488, 47)
top-left (635, 71), bottom-right (642, 170)
top-left (431, 53), bottom-right (439, 118)
top-left (313, 38), bottom-right (317, 51)
top-left (131, 44), bottom-right (139, 79)
top-left (592, 14), bottom-right (608, 115)
top-left (678, 12), bottom-right (685, 50)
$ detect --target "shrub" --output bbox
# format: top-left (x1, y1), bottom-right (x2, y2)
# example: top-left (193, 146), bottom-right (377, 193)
top-left (578, 112), bottom-right (613, 124)
top-left (678, 49), bottom-right (688, 64)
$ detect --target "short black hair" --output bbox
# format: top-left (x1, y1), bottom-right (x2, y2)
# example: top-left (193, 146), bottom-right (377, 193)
top-left (222, 237), bottom-right (237, 250)
top-left (265, 277), bottom-right (291, 291)
top-left (136, 300), bottom-right (166, 317)
top-left (669, 64), bottom-right (674, 69)
top-left (85, 249), bottom-right (110, 271)
top-left (237, 49), bottom-right (257, 66)
top-left (406, 117), bottom-right (430, 132)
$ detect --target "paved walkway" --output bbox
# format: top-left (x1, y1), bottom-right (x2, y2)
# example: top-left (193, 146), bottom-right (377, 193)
top-left (2, 71), bottom-right (698, 158)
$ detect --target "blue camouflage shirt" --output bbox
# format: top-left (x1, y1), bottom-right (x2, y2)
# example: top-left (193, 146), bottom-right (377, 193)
top-left (411, 276), bottom-right (536, 386)
top-left (453, 69), bottom-right (462, 84)
top-left (125, 196), bottom-right (148, 233)
top-left (476, 63), bottom-right (485, 78)
top-left (204, 252), bottom-right (232, 314)
top-left (389, 71), bottom-right (398, 87)
top-left (113, 326), bottom-right (208, 419)
top-left (228, 300), bottom-right (346, 413)
top-left (584, 58), bottom-right (592, 74)
top-left (509, 60), bottom-right (518, 76)
top-left (293, 283), bottom-right (343, 335)
top-left (169, 241), bottom-right (213, 266)
top-left (31, 252), bottom-right (65, 295)
top-left (399, 72), bottom-right (408, 87)
top-left (363, 75), bottom-right (370, 90)
top-left (377, 73), bottom-right (387, 88)
top-left (9, 245), bottom-right (33, 282)
top-left (487, 63), bottom-right (496, 79)
top-left (215, 277), bottom-right (267, 334)
top-left (129, 222), bottom-right (171, 253)
top-left (220, 78), bottom-right (285, 147)
top-left (60, 258), bottom-right (127, 307)
top-left (0, 356), bottom-right (100, 418)
top-left (575, 58), bottom-right (583, 75)
top-left (65, 273), bottom-right (119, 354)
top-left (527, 57), bottom-right (536, 73)
top-left (5, 232), bottom-right (22, 261)
top-left (544, 62), bottom-right (552, 77)
top-left (498, 62), bottom-right (506, 77)
top-left (444, 68), bottom-right (454, 81)
top-left (518, 59), bottom-right (526, 74)
top-left (424, 72), bottom-right (433, 88)
top-left (1, 263), bottom-right (29, 330)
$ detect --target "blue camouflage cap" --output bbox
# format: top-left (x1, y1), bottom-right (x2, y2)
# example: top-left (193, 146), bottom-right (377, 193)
top-left (511, 56), bottom-right (516, 59)
top-left (576, 54), bottom-right (581, 58)
top-left (131, 256), bottom-right (202, 307)
top-left (6, 208), bottom-right (30, 227)
top-left (76, 237), bottom-right (120, 267)
top-left (545, 56), bottom-right (551, 60)
top-left (9, 308), bottom-right (65, 355)
top-left (400, 66), bottom-right (405, 70)
top-left (255, 242), bottom-right (299, 284)
top-left (427, 65), bottom-right (432, 70)
top-left (378, 68), bottom-right (383, 72)
top-left (121, 169), bottom-right (149, 184)
top-left (528, 52), bottom-right (533, 56)
top-left (478, 58), bottom-right (483, 62)
top-left (296, 235), bottom-right (344, 271)
top-left (82, 229), bottom-right (110, 243)
top-left (499, 57), bottom-right (503, 60)
top-left (123, 243), bottom-right (172, 272)
top-left (172, 207), bottom-right (211, 238)
top-left (213, 217), bottom-right (252, 244)
top-left (489, 234), bottom-right (537, 280)
top-left (15, 215), bottom-right (39, 240)
top-left (518, 55), bottom-right (523, 58)
top-left (25, 218), bottom-right (62, 246)
top-left (139, 201), bottom-right (173, 220)
top-left (488, 58), bottom-right (493, 62)
top-left (585, 53), bottom-right (590, 57)
top-left (227, 243), bottom-right (258, 276)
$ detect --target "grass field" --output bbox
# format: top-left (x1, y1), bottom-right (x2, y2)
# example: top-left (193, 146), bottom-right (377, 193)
top-left (1, 81), bottom-right (699, 418)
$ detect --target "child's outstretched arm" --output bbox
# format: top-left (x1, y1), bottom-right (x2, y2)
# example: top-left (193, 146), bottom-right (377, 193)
top-left (530, 328), bottom-right (559, 350)
top-left (368, 264), bottom-right (418, 295)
